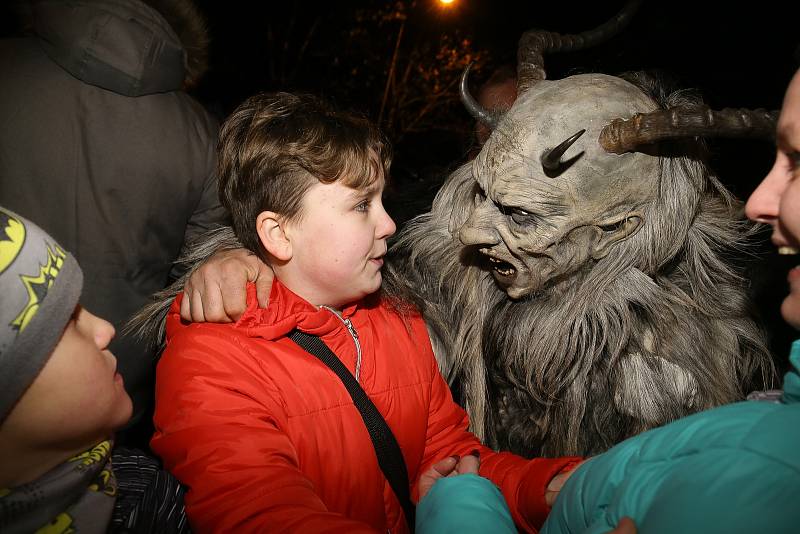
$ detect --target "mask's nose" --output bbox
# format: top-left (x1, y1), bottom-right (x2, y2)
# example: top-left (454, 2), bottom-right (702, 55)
top-left (459, 199), bottom-right (501, 246)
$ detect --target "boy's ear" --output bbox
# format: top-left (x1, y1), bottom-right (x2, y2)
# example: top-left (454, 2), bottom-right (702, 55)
top-left (256, 211), bottom-right (292, 261)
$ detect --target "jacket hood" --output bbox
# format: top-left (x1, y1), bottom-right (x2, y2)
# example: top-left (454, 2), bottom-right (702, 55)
top-left (32, 0), bottom-right (208, 96)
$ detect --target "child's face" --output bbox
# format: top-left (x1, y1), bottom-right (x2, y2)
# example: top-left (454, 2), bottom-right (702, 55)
top-left (282, 174), bottom-right (396, 308)
top-left (0, 306), bottom-right (132, 451)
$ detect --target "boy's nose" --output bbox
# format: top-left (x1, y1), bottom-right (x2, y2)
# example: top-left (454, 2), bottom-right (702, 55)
top-left (377, 205), bottom-right (396, 239)
top-left (81, 308), bottom-right (116, 350)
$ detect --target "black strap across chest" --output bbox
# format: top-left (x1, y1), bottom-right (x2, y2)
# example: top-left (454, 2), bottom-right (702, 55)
top-left (289, 329), bottom-right (416, 532)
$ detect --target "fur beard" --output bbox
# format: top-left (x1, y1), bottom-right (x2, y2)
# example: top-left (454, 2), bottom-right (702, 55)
top-left (384, 163), bottom-right (774, 458)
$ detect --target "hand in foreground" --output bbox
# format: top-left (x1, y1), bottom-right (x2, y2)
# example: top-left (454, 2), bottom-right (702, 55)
top-left (544, 459), bottom-right (586, 507)
top-left (181, 248), bottom-right (273, 322)
top-left (418, 451), bottom-right (481, 500)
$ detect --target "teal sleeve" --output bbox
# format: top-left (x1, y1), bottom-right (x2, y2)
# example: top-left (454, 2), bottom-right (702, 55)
top-left (542, 341), bottom-right (800, 534)
top-left (783, 339), bottom-right (800, 403)
top-left (416, 474), bottom-right (516, 534)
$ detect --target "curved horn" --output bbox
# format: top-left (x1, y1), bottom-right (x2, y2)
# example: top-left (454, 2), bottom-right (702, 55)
top-left (599, 107), bottom-right (779, 154)
top-left (460, 63), bottom-right (500, 130)
top-left (518, 0), bottom-right (642, 93)
top-left (541, 129), bottom-right (586, 171)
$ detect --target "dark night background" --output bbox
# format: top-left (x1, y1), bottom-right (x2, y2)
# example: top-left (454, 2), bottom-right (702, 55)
top-left (183, 0), bottom-right (800, 209)
top-left (3, 0), bottom-right (800, 369)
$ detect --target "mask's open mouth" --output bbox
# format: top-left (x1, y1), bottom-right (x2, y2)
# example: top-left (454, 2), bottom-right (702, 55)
top-left (487, 256), bottom-right (516, 276)
top-left (480, 255), bottom-right (517, 289)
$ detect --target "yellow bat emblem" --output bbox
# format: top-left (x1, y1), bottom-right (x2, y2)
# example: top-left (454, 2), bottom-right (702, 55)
top-left (11, 243), bottom-right (67, 333)
top-left (0, 208), bottom-right (25, 275)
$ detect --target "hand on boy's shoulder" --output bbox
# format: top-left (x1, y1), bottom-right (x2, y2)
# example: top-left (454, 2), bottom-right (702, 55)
top-left (182, 248), bottom-right (273, 322)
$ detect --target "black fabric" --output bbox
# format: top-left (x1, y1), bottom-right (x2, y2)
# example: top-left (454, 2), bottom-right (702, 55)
top-left (289, 329), bottom-right (416, 531)
top-left (110, 447), bottom-right (190, 534)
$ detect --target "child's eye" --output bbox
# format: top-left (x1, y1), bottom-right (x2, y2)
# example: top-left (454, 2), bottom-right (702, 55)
top-left (789, 151), bottom-right (800, 171)
top-left (782, 151), bottom-right (800, 180)
top-left (355, 200), bottom-right (370, 213)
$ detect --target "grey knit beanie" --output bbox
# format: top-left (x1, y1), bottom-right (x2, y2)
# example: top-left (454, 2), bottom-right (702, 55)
top-left (0, 207), bottom-right (83, 423)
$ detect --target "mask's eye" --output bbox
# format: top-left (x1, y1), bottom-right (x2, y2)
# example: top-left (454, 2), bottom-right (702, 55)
top-left (510, 208), bottom-right (535, 225)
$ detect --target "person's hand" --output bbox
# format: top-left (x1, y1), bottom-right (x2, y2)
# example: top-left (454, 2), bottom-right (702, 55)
top-left (181, 248), bottom-right (273, 322)
top-left (608, 517), bottom-right (636, 534)
top-left (418, 451), bottom-right (481, 500)
top-left (544, 459), bottom-right (586, 507)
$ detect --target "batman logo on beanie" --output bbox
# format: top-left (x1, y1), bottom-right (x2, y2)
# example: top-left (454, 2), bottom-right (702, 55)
top-left (0, 209), bottom-right (25, 274)
top-left (11, 243), bottom-right (67, 333)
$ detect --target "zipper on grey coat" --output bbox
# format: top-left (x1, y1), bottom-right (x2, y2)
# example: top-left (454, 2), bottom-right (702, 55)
top-left (320, 306), bottom-right (362, 382)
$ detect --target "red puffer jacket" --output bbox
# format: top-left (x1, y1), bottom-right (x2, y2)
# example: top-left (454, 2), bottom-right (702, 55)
top-left (152, 281), bottom-right (580, 533)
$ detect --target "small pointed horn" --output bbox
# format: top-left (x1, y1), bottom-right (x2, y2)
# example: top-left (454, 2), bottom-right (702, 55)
top-left (460, 63), bottom-right (500, 130)
top-left (599, 107), bottom-right (779, 154)
top-left (541, 129), bottom-right (586, 171)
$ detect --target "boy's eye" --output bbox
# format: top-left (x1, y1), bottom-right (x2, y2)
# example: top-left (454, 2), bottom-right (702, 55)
top-left (355, 200), bottom-right (370, 212)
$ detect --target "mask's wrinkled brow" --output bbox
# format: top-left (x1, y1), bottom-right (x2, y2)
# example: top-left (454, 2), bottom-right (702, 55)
top-left (493, 176), bottom-right (566, 218)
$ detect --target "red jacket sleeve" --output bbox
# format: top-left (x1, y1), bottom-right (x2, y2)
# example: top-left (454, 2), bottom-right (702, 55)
top-left (413, 334), bottom-right (582, 533)
top-left (151, 326), bottom-right (381, 533)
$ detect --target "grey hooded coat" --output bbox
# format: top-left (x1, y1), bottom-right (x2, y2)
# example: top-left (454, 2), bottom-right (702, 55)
top-left (0, 0), bottom-right (227, 426)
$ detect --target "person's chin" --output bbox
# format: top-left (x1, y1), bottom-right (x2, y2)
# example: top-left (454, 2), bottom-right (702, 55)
top-left (112, 393), bottom-right (135, 430)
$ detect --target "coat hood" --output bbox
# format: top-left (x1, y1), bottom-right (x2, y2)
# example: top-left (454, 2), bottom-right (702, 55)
top-left (31, 0), bottom-right (208, 96)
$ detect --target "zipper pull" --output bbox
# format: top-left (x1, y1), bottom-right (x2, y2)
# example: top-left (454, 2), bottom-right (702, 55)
top-left (343, 317), bottom-right (359, 339)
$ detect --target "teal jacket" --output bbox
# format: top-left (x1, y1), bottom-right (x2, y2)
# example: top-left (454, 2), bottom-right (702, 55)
top-left (542, 341), bottom-right (800, 534)
top-left (416, 474), bottom-right (516, 534)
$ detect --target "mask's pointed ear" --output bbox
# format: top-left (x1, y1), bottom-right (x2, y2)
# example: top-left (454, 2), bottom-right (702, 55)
top-left (591, 213), bottom-right (643, 260)
top-left (256, 211), bottom-right (292, 261)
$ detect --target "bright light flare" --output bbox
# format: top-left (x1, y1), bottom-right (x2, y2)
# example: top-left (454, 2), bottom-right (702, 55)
top-left (439, 0), bottom-right (456, 5)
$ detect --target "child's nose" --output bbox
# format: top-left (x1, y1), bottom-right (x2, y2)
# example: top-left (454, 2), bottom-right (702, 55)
top-left (745, 157), bottom-right (785, 224)
top-left (83, 309), bottom-right (116, 350)
top-left (376, 203), bottom-right (396, 238)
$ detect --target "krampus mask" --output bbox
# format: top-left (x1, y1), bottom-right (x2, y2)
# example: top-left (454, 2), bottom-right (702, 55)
top-left (385, 0), bottom-right (775, 456)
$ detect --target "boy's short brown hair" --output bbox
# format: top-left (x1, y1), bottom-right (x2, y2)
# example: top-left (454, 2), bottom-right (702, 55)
top-left (218, 92), bottom-right (392, 261)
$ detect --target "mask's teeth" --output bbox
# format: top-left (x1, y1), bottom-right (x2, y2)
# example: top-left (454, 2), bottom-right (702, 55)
top-left (778, 246), bottom-right (800, 255)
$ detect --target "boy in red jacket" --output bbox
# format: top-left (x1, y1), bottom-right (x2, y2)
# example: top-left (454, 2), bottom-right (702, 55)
top-left (149, 92), bottom-right (581, 533)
